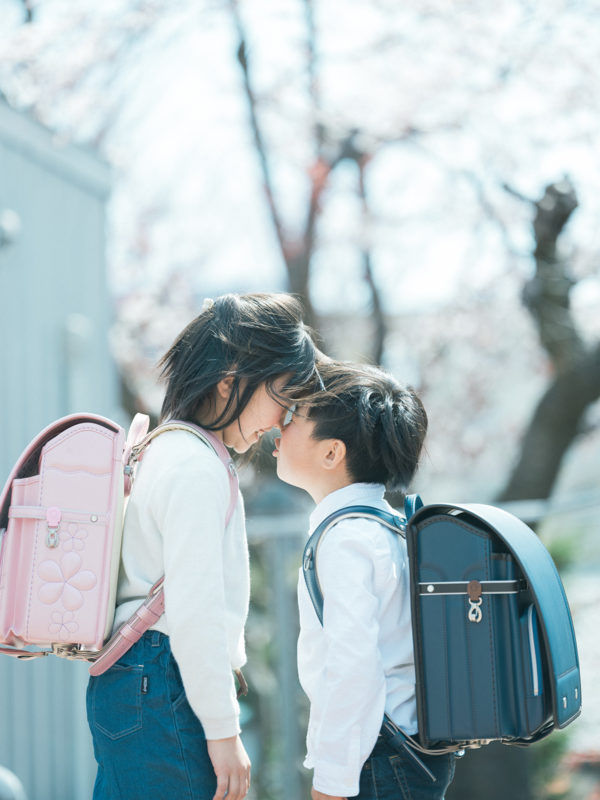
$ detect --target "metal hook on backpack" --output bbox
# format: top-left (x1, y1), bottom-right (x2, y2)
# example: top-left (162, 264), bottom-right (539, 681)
top-left (467, 580), bottom-right (483, 623)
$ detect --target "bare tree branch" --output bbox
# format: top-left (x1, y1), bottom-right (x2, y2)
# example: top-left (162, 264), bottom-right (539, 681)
top-left (408, 140), bottom-right (523, 259)
top-left (229, 10), bottom-right (286, 257)
top-left (303, 0), bottom-right (325, 156)
top-left (20, 0), bottom-right (34, 23)
top-left (228, 3), bottom-right (450, 349)
top-left (226, 18), bottom-right (281, 230)
top-left (228, 0), bottom-right (322, 332)
top-left (522, 178), bottom-right (584, 371)
top-left (358, 159), bottom-right (386, 365)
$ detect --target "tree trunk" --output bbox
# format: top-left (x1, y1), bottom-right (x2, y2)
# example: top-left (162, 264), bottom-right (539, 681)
top-left (499, 178), bottom-right (599, 501)
top-left (499, 344), bottom-right (600, 501)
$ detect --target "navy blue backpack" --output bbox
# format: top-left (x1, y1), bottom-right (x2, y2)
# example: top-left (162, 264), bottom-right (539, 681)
top-left (302, 496), bottom-right (581, 761)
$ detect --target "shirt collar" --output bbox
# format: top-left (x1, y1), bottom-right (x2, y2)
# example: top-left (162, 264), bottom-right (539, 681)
top-left (308, 483), bottom-right (387, 533)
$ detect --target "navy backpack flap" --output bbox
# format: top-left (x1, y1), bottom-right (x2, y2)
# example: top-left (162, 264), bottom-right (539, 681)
top-left (406, 503), bottom-right (581, 749)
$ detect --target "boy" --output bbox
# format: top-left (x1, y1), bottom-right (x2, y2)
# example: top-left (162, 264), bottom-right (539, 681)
top-left (273, 362), bottom-right (455, 800)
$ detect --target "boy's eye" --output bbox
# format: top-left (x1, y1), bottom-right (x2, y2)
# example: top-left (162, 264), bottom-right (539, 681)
top-left (282, 404), bottom-right (297, 427)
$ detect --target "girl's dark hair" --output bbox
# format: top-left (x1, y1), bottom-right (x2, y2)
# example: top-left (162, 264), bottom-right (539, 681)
top-left (307, 361), bottom-right (428, 491)
top-left (159, 293), bottom-right (318, 427)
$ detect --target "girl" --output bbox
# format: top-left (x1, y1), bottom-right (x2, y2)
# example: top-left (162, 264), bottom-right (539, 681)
top-left (86, 293), bottom-right (319, 800)
top-left (273, 361), bottom-right (455, 800)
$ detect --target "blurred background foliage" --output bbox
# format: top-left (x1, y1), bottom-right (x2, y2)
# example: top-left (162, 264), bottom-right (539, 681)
top-left (1, 1), bottom-right (599, 798)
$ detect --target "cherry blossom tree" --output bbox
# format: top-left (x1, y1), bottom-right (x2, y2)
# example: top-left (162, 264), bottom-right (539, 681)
top-left (1, 2), bottom-right (599, 797)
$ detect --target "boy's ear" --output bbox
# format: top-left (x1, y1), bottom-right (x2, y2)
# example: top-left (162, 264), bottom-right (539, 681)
top-left (322, 439), bottom-right (346, 470)
top-left (216, 375), bottom-right (235, 400)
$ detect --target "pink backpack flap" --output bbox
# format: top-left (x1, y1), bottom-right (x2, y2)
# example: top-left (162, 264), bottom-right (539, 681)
top-left (0, 413), bottom-right (238, 673)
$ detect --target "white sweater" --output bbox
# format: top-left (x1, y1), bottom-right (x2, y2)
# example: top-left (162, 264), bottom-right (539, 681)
top-left (297, 483), bottom-right (418, 797)
top-left (113, 429), bottom-right (249, 740)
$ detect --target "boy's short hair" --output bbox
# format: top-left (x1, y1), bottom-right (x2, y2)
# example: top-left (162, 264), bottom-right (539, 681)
top-left (307, 361), bottom-right (428, 491)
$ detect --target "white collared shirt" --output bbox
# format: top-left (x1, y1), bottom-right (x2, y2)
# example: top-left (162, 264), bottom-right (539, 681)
top-left (297, 483), bottom-right (417, 797)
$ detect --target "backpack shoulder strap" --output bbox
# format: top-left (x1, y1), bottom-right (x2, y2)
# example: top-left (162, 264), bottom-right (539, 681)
top-left (123, 413), bottom-right (150, 496)
top-left (302, 504), bottom-right (407, 625)
top-left (404, 493), bottom-right (424, 520)
top-left (128, 418), bottom-right (239, 525)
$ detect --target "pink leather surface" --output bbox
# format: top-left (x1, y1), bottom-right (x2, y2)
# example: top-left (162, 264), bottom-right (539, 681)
top-left (0, 418), bottom-right (125, 651)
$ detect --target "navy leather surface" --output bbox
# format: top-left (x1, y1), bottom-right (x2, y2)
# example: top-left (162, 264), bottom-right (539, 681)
top-left (409, 504), bottom-right (581, 734)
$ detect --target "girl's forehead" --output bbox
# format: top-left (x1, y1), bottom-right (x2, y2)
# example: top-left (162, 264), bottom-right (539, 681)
top-left (274, 372), bottom-right (293, 387)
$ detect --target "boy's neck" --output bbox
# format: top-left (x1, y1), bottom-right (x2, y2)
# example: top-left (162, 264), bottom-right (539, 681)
top-left (309, 474), bottom-right (354, 505)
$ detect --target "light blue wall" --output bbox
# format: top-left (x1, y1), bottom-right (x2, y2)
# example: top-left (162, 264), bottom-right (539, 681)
top-left (0, 99), bottom-right (118, 800)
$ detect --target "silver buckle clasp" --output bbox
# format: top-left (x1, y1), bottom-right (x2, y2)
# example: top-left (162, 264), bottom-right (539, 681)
top-left (46, 506), bottom-right (62, 548)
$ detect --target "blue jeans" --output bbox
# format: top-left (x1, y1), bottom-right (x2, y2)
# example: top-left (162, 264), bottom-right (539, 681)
top-left (355, 733), bottom-right (455, 800)
top-left (86, 631), bottom-right (217, 800)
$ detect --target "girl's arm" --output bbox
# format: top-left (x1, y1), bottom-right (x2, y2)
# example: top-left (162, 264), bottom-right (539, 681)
top-left (149, 443), bottom-right (246, 737)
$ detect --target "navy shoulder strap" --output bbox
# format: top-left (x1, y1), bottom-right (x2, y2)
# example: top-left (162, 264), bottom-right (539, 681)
top-left (302, 502), bottom-right (410, 625)
top-left (404, 493), bottom-right (424, 520)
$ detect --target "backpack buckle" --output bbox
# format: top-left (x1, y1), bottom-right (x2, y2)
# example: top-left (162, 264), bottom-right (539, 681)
top-left (46, 506), bottom-right (62, 548)
top-left (303, 547), bottom-right (313, 572)
top-left (467, 579), bottom-right (483, 623)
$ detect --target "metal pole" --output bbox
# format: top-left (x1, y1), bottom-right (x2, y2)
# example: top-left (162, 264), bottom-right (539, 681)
top-left (268, 535), bottom-right (304, 800)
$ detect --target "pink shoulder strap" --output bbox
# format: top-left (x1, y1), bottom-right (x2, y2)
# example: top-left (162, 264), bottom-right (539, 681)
top-left (171, 421), bottom-right (238, 526)
top-left (123, 413), bottom-right (150, 496)
top-left (127, 418), bottom-right (238, 524)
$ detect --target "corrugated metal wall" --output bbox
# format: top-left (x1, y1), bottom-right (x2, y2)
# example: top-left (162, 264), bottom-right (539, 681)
top-left (0, 99), bottom-right (117, 800)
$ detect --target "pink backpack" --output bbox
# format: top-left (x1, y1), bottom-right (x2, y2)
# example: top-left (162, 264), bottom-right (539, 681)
top-left (0, 413), bottom-right (238, 676)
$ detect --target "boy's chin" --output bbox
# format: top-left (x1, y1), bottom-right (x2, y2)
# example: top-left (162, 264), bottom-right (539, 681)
top-left (275, 465), bottom-right (294, 486)
top-left (276, 466), bottom-right (308, 492)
